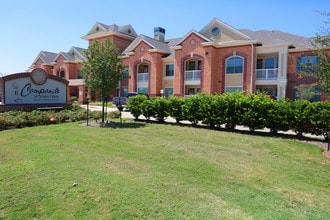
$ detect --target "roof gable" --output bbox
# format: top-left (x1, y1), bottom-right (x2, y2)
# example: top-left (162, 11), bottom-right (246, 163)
top-left (123, 35), bottom-right (172, 55)
top-left (31, 51), bottom-right (57, 66)
top-left (82, 22), bottom-right (138, 40)
top-left (175, 30), bottom-right (210, 46)
top-left (199, 18), bottom-right (252, 42)
top-left (68, 47), bottom-right (87, 62)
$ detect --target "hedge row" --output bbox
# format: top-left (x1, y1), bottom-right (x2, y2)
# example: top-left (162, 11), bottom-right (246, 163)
top-left (0, 103), bottom-right (109, 130)
top-left (127, 92), bottom-right (330, 138)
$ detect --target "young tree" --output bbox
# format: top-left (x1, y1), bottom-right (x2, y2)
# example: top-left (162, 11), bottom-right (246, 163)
top-left (82, 38), bottom-right (124, 123)
top-left (300, 12), bottom-right (330, 95)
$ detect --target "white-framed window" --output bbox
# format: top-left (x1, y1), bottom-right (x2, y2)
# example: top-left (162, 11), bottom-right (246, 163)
top-left (226, 56), bottom-right (243, 74)
top-left (165, 64), bottom-right (174, 77)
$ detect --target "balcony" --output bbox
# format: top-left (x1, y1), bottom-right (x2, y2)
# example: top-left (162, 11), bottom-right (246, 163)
top-left (185, 70), bottom-right (201, 81)
top-left (256, 68), bottom-right (278, 80)
top-left (68, 79), bottom-right (85, 86)
top-left (137, 72), bottom-right (149, 82)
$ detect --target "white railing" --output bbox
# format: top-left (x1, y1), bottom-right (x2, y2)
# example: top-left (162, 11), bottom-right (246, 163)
top-left (256, 68), bottom-right (278, 80)
top-left (185, 70), bottom-right (201, 81)
top-left (137, 72), bottom-right (149, 82)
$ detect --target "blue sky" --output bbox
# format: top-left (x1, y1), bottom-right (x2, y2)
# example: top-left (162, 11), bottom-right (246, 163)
top-left (0, 0), bottom-right (329, 75)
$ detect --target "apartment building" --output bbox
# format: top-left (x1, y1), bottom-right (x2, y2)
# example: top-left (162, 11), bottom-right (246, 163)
top-left (31, 18), bottom-right (327, 103)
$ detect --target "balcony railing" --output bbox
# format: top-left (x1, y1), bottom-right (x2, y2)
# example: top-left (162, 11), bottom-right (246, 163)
top-left (137, 72), bottom-right (149, 82)
top-left (256, 68), bottom-right (278, 80)
top-left (185, 70), bottom-right (201, 81)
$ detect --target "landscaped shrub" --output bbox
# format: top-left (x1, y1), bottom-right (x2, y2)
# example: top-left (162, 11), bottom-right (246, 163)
top-left (182, 94), bottom-right (204, 126)
top-left (90, 110), bottom-right (102, 121)
top-left (266, 99), bottom-right (291, 133)
top-left (167, 96), bottom-right (185, 123)
top-left (289, 100), bottom-right (312, 137)
top-left (304, 101), bottom-right (330, 137)
top-left (151, 97), bottom-right (169, 122)
top-left (222, 91), bottom-right (246, 129)
top-left (141, 99), bottom-right (155, 121)
top-left (242, 93), bottom-right (273, 131)
top-left (127, 95), bottom-right (148, 120)
top-left (200, 94), bottom-right (217, 127)
top-left (0, 107), bottom-right (88, 130)
top-left (127, 92), bottom-right (329, 139)
top-left (108, 110), bottom-right (121, 118)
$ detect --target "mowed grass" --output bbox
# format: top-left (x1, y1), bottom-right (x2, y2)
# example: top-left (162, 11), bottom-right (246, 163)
top-left (1, 121), bottom-right (330, 219)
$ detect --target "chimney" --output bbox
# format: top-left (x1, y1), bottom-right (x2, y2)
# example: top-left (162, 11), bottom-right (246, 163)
top-left (154, 27), bottom-right (165, 42)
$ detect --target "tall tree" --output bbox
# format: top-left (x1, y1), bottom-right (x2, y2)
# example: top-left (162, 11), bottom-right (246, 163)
top-left (299, 12), bottom-right (330, 95)
top-left (82, 38), bottom-right (124, 123)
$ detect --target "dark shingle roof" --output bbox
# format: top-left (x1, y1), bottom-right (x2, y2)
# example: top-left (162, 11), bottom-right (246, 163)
top-left (39, 51), bottom-right (57, 64)
top-left (239, 29), bottom-right (314, 49)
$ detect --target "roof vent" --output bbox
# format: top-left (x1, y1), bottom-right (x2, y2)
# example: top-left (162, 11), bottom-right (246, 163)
top-left (154, 27), bottom-right (165, 42)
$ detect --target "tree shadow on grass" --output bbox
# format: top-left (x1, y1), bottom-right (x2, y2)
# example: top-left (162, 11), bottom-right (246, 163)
top-left (81, 120), bottom-right (146, 129)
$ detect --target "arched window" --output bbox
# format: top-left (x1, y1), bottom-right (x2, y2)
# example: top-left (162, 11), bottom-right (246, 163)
top-left (57, 69), bottom-right (65, 78)
top-left (226, 56), bottom-right (243, 74)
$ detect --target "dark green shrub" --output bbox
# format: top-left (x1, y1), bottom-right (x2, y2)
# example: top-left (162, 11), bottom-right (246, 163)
top-left (182, 94), bottom-right (204, 126)
top-left (289, 100), bottom-right (311, 137)
top-left (200, 94), bottom-right (217, 128)
top-left (266, 99), bottom-right (291, 133)
top-left (152, 97), bottom-right (169, 122)
top-left (305, 101), bottom-right (330, 137)
top-left (242, 94), bottom-right (272, 131)
top-left (167, 96), bottom-right (185, 123)
top-left (222, 91), bottom-right (245, 130)
top-left (141, 99), bottom-right (155, 121)
top-left (127, 95), bottom-right (148, 120)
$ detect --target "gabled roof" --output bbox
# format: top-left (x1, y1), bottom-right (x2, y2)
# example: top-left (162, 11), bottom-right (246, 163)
top-left (239, 29), bottom-right (314, 49)
top-left (199, 18), bottom-right (252, 42)
top-left (123, 34), bottom-right (174, 55)
top-left (32, 51), bottom-right (57, 65)
top-left (174, 29), bottom-right (211, 46)
top-left (67, 47), bottom-right (87, 62)
top-left (82, 22), bottom-right (138, 40)
top-left (54, 52), bottom-right (75, 62)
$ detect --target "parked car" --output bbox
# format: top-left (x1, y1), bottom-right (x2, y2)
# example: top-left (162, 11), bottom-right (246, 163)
top-left (112, 92), bottom-right (148, 107)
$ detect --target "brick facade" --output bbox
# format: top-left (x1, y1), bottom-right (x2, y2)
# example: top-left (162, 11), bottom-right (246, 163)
top-left (28, 18), bottom-right (329, 103)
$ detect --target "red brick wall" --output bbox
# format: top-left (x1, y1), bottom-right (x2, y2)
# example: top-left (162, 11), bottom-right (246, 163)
top-left (88, 35), bottom-right (134, 53)
top-left (122, 41), bottom-right (165, 96)
top-left (287, 51), bottom-right (318, 100)
top-left (173, 33), bottom-right (255, 96)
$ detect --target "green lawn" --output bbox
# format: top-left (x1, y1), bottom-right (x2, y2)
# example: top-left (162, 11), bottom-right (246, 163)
top-left (1, 121), bottom-right (329, 219)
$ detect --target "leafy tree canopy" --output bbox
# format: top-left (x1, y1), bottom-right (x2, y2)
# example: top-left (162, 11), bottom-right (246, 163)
top-left (82, 38), bottom-right (125, 122)
top-left (300, 11), bottom-right (330, 95)
top-left (82, 38), bottom-right (124, 100)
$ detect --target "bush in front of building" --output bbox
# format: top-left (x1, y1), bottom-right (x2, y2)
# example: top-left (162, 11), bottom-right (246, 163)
top-left (151, 97), bottom-right (169, 122)
top-left (167, 96), bottom-right (185, 123)
top-left (0, 107), bottom-right (93, 131)
top-left (129, 92), bottom-right (330, 138)
top-left (126, 94), bottom-right (148, 120)
top-left (182, 94), bottom-right (205, 126)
